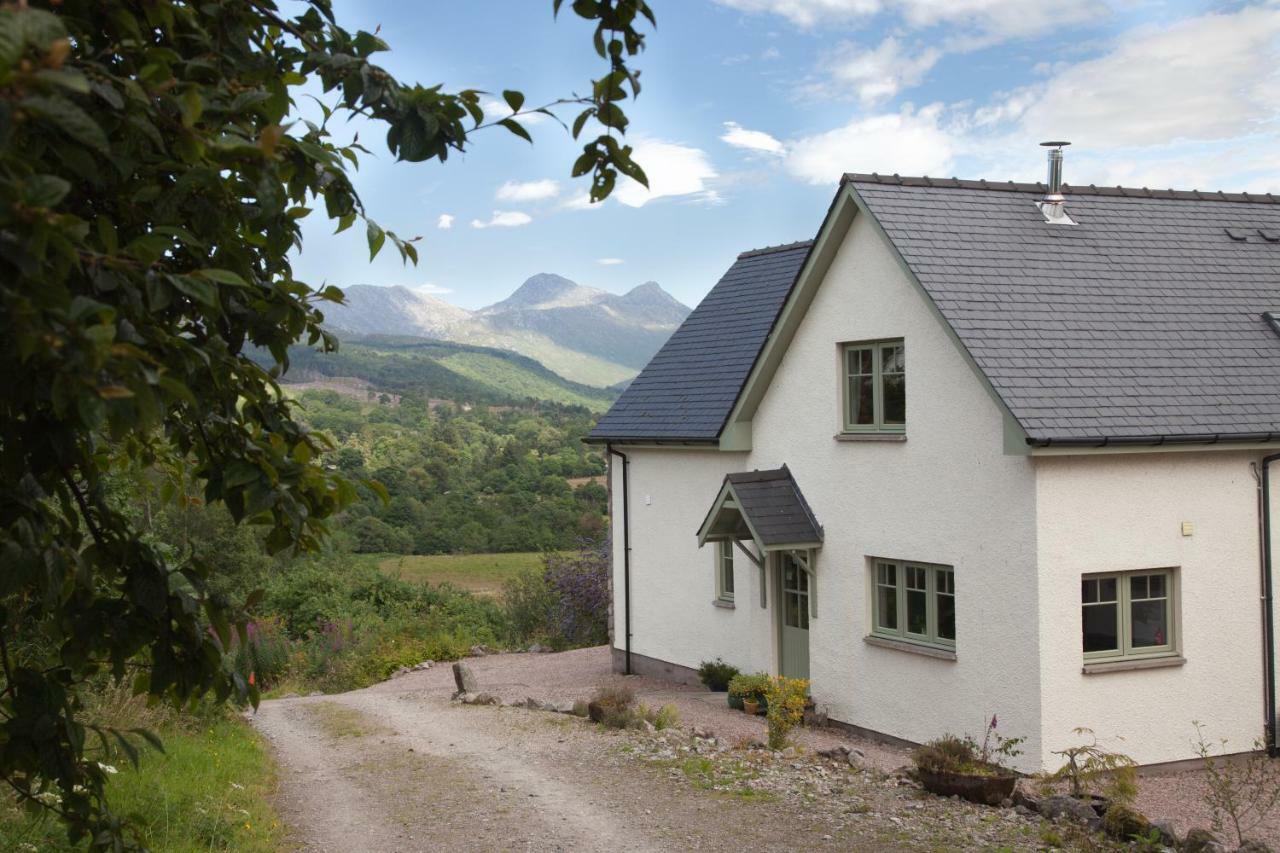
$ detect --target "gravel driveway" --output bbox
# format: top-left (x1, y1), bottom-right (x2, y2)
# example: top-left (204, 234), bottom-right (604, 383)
top-left (252, 645), bottom-right (1275, 850)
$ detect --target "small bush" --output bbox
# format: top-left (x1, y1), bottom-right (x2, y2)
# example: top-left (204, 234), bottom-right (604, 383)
top-left (591, 685), bottom-right (639, 729)
top-left (698, 658), bottom-right (740, 692)
top-left (1192, 721), bottom-right (1280, 847)
top-left (649, 703), bottom-right (680, 731)
top-left (764, 676), bottom-right (809, 750)
top-left (727, 672), bottom-right (770, 701)
top-left (1043, 727), bottom-right (1136, 804)
top-left (913, 734), bottom-right (984, 775)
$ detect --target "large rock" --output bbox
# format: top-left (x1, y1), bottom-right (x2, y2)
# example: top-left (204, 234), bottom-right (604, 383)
top-left (1183, 828), bottom-right (1227, 853)
top-left (1150, 819), bottom-right (1179, 848)
top-left (1039, 795), bottom-right (1102, 830)
top-left (452, 662), bottom-right (479, 695)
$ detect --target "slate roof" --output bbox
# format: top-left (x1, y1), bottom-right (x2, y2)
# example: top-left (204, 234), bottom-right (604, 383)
top-left (588, 241), bottom-right (811, 442)
top-left (848, 175), bottom-right (1280, 444)
top-left (709, 467), bottom-right (823, 548)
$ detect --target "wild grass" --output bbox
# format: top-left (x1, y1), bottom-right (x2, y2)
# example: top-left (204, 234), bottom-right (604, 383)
top-left (0, 715), bottom-right (281, 852)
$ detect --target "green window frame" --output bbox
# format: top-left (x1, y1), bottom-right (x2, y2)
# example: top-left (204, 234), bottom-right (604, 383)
top-left (871, 559), bottom-right (954, 649)
top-left (716, 542), bottom-right (735, 602)
top-left (1082, 568), bottom-right (1177, 662)
top-left (842, 339), bottom-right (905, 433)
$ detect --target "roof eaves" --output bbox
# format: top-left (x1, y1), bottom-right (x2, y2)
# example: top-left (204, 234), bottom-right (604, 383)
top-left (1027, 432), bottom-right (1280, 449)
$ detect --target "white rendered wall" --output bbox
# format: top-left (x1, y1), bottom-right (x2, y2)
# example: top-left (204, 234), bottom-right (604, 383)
top-left (1035, 450), bottom-right (1271, 767)
top-left (608, 211), bottom-right (1043, 765)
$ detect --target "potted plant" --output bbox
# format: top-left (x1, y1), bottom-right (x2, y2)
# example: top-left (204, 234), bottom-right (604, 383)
top-left (698, 658), bottom-right (740, 694)
top-left (912, 715), bottom-right (1024, 806)
top-left (727, 672), bottom-right (770, 714)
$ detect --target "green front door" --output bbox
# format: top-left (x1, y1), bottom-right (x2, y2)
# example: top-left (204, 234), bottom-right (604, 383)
top-left (779, 554), bottom-right (810, 680)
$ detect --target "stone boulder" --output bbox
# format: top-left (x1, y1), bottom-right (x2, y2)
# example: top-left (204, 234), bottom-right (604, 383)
top-left (1183, 828), bottom-right (1227, 853)
top-left (1149, 819), bottom-right (1178, 848)
top-left (1236, 841), bottom-right (1273, 853)
top-left (1039, 795), bottom-right (1102, 830)
top-left (452, 661), bottom-right (479, 696)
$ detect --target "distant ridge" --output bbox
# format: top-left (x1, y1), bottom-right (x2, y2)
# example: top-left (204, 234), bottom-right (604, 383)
top-left (321, 274), bottom-right (691, 388)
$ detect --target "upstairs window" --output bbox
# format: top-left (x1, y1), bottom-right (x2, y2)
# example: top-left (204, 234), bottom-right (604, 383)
top-left (842, 340), bottom-right (905, 433)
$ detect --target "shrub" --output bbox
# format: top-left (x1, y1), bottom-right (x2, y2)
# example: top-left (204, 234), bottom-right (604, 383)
top-left (727, 672), bottom-right (770, 701)
top-left (1043, 727), bottom-right (1137, 805)
top-left (764, 676), bottom-right (809, 750)
top-left (499, 540), bottom-right (609, 650)
top-left (698, 658), bottom-right (740, 692)
top-left (914, 717), bottom-right (1024, 776)
top-left (591, 685), bottom-right (639, 729)
top-left (913, 734), bottom-right (984, 775)
top-left (649, 703), bottom-right (680, 731)
top-left (544, 542), bottom-right (609, 647)
top-left (1192, 721), bottom-right (1280, 847)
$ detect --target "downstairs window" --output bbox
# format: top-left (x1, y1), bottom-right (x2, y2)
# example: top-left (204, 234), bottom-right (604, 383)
top-left (1082, 568), bottom-right (1177, 662)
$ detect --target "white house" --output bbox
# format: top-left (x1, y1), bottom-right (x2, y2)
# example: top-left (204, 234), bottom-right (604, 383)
top-left (585, 151), bottom-right (1280, 771)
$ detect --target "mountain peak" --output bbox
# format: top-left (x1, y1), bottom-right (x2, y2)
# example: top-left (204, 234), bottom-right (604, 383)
top-left (614, 281), bottom-right (689, 315)
top-left (504, 272), bottom-right (578, 304)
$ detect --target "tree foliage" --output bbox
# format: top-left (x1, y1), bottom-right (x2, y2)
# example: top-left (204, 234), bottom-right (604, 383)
top-left (0, 0), bottom-right (652, 845)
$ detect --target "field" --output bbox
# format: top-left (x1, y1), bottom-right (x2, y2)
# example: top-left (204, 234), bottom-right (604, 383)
top-left (377, 551), bottom-right (548, 596)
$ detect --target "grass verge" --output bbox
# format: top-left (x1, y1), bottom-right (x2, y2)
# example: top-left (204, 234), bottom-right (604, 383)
top-left (0, 717), bottom-right (282, 852)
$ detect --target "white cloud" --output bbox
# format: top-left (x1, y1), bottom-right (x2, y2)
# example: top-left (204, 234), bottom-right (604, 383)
top-left (720, 121), bottom-right (786, 156)
top-left (613, 139), bottom-right (720, 208)
top-left (785, 105), bottom-right (955, 184)
top-left (411, 282), bottom-right (453, 295)
top-left (597, 258), bottom-right (625, 265)
top-left (761, 46), bottom-right (782, 60)
top-left (480, 98), bottom-right (550, 125)
top-left (495, 179), bottom-right (560, 202)
top-left (995, 6), bottom-right (1280, 149)
top-left (436, 213), bottom-right (454, 229)
top-left (713, 0), bottom-right (1105, 38)
top-left (560, 193), bottom-right (598, 211)
top-left (778, 5), bottom-right (1280, 196)
top-left (820, 37), bottom-right (942, 105)
top-left (470, 210), bottom-right (533, 229)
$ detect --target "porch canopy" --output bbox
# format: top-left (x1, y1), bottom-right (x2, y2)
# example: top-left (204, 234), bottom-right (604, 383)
top-left (696, 465), bottom-right (823, 559)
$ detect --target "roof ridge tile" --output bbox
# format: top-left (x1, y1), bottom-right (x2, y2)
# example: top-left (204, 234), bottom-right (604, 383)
top-left (843, 173), bottom-right (1280, 204)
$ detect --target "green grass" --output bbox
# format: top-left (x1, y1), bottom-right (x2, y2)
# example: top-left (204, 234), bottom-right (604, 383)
top-left (0, 717), bottom-right (283, 852)
top-left (377, 551), bottom-right (548, 596)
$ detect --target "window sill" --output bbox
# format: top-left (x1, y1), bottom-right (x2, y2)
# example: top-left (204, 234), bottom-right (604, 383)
top-left (834, 433), bottom-right (907, 443)
top-left (1082, 655), bottom-right (1185, 675)
top-left (863, 634), bottom-right (956, 660)
top-left (712, 599), bottom-right (735, 610)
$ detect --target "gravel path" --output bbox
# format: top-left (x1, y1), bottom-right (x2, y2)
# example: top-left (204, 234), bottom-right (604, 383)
top-left (253, 645), bottom-right (1273, 850)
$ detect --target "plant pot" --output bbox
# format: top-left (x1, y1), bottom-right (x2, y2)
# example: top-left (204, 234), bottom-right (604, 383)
top-left (742, 699), bottom-right (759, 715)
top-left (727, 693), bottom-right (744, 711)
top-left (916, 768), bottom-right (1018, 806)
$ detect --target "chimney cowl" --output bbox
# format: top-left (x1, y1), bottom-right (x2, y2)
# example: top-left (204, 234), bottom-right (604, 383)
top-left (1037, 141), bottom-right (1075, 225)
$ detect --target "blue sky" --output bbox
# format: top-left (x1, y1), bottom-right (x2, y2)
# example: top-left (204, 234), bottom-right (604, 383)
top-left (290, 0), bottom-right (1280, 309)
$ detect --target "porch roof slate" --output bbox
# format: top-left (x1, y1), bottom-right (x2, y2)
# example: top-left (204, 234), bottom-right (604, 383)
top-left (722, 466), bottom-right (823, 548)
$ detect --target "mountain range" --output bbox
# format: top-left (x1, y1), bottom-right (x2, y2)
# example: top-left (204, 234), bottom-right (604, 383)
top-left (320, 274), bottom-right (691, 387)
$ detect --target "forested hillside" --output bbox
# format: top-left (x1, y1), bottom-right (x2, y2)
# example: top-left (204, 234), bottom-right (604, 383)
top-left (282, 338), bottom-right (617, 411)
top-left (298, 390), bottom-right (608, 555)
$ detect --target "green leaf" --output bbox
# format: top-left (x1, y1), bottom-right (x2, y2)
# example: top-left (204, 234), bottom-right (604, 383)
top-left (166, 274), bottom-right (217, 307)
top-left (366, 220), bottom-right (385, 260)
top-left (196, 268), bottom-right (249, 287)
top-left (24, 174), bottom-right (70, 208)
top-left (20, 95), bottom-right (109, 153)
top-left (498, 118), bottom-right (532, 143)
top-left (502, 89), bottom-right (525, 113)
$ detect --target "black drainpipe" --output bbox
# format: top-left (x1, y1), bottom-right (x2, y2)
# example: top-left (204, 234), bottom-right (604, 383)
top-left (607, 445), bottom-right (632, 675)
top-left (1261, 452), bottom-right (1280, 756)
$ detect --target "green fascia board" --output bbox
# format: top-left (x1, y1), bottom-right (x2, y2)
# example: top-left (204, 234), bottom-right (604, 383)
top-left (717, 181), bottom-right (1032, 455)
